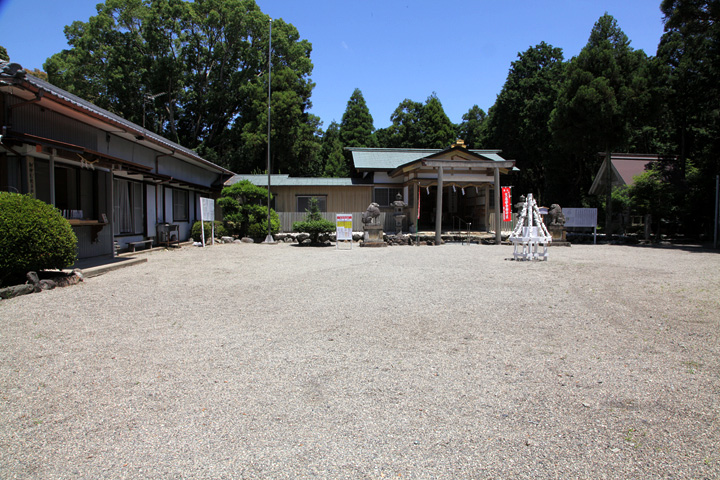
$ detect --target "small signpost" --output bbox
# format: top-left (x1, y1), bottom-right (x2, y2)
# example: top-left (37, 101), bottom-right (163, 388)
top-left (336, 213), bottom-right (353, 250)
top-left (200, 197), bottom-right (215, 247)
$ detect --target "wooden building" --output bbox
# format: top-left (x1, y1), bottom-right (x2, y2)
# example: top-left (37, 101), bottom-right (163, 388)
top-left (0, 62), bottom-right (233, 260)
top-left (228, 141), bottom-right (515, 243)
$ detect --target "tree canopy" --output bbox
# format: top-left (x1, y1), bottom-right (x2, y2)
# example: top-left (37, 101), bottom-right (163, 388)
top-left (44, 0), bottom-right (318, 175)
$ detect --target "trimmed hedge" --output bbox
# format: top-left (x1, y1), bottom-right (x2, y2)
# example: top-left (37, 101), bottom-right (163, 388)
top-left (191, 220), bottom-right (228, 242)
top-left (0, 192), bottom-right (77, 287)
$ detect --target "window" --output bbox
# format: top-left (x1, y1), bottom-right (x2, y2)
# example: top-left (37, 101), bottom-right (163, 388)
top-left (113, 178), bottom-right (144, 235)
top-left (173, 189), bottom-right (189, 222)
top-left (374, 187), bottom-right (403, 207)
top-left (297, 195), bottom-right (326, 212)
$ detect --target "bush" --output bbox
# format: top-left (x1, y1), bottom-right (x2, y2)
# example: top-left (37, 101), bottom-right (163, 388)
top-left (245, 205), bottom-right (280, 239)
top-left (191, 221), bottom-right (228, 242)
top-left (293, 197), bottom-right (335, 244)
top-left (0, 192), bottom-right (77, 286)
top-left (219, 180), bottom-right (279, 238)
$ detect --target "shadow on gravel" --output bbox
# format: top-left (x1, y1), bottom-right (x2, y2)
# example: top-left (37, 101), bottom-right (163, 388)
top-left (622, 242), bottom-right (719, 254)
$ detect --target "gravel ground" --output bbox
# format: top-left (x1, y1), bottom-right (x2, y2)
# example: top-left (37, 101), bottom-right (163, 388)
top-left (1, 242), bottom-right (719, 479)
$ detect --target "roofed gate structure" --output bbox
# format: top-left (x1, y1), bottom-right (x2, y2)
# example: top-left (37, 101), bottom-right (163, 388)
top-left (349, 140), bottom-right (516, 244)
top-left (228, 140), bottom-right (515, 244)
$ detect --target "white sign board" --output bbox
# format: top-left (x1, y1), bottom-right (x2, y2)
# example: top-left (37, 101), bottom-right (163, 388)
top-left (200, 197), bottom-right (215, 221)
top-left (563, 208), bottom-right (597, 227)
top-left (199, 197), bottom-right (215, 247)
top-left (563, 208), bottom-right (598, 244)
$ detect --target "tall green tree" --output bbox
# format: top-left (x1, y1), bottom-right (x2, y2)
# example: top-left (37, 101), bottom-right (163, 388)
top-left (481, 42), bottom-right (565, 203)
top-left (0, 46), bottom-right (9, 62)
top-left (339, 88), bottom-right (375, 172)
top-left (457, 105), bottom-right (486, 149)
top-left (321, 121), bottom-right (348, 177)
top-left (378, 94), bottom-right (455, 149)
top-left (549, 14), bottom-right (651, 230)
top-left (656, 0), bottom-right (720, 235)
top-left (381, 98), bottom-right (424, 148)
top-left (419, 93), bottom-right (456, 149)
top-left (44, 0), bottom-right (318, 175)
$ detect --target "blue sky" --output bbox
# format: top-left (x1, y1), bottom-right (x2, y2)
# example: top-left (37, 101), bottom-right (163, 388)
top-left (0, 0), bottom-right (666, 130)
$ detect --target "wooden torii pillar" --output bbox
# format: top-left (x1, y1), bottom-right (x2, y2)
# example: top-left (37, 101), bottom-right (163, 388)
top-left (435, 166), bottom-right (444, 245)
top-left (494, 166), bottom-right (501, 244)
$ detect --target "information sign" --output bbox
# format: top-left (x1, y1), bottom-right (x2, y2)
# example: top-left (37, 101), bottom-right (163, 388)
top-left (336, 214), bottom-right (353, 241)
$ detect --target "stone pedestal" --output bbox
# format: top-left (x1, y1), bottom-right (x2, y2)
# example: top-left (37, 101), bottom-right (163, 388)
top-left (361, 224), bottom-right (387, 247)
top-left (548, 225), bottom-right (571, 246)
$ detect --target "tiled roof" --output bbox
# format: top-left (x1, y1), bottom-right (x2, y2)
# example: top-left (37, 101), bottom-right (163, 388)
top-left (348, 147), bottom-right (506, 170)
top-left (0, 62), bottom-right (233, 175)
top-left (226, 174), bottom-right (366, 187)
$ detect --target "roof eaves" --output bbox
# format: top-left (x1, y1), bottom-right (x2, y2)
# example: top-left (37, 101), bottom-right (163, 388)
top-left (7, 68), bottom-right (233, 176)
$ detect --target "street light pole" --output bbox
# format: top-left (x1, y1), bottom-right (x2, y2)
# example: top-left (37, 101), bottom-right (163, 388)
top-left (263, 17), bottom-right (276, 244)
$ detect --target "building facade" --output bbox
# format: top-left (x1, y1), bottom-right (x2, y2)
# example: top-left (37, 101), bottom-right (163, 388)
top-left (0, 62), bottom-right (233, 260)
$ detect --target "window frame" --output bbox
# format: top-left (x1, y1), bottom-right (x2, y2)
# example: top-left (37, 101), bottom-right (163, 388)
top-left (373, 187), bottom-right (403, 207)
top-left (173, 188), bottom-right (189, 222)
top-left (296, 195), bottom-right (327, 213)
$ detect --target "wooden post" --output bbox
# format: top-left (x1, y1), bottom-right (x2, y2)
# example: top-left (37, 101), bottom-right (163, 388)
top-left (435, 167), bottom-right (443, 245)
top-left (604, 151), bottom-right (613, 236)
top-left (494, 167), bottom-right (501, 244)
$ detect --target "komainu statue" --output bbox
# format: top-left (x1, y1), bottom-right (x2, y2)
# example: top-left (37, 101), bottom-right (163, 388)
top-left (547, 204), bottom-right (566, 226)
top-left (361, 203), bottom-right (381, 224)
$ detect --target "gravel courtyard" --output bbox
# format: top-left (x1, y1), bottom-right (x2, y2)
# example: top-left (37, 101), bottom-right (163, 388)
top-left (1, 242), bottom-right (718, 479)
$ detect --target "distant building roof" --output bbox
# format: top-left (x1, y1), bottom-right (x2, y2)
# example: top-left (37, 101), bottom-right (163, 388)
top-left (0, 62), bottom-right (233, 176)
top-left (226, 174), bottom-right (369, 187)
top-left (589, 153), bottom-right (667, 195)
top-left (348, 147), bottom-right (506, 171)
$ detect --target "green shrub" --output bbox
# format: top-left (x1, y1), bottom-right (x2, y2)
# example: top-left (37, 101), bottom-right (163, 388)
top-left (219, 180), bottom-right (279, 238)
top-left (0, 192), bottom-right (77, 286)
top-left (293, 197), bottom-right (335, 244)
top-left (191, 221), bottom-right (228, 242)
top-left (245, 205), bottom-right (280, 239)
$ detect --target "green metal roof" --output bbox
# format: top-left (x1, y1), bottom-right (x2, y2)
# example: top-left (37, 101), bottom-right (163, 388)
top-left (348, 147), bottom-right (507, 170)
top-left (226, 174), bottom-right (363, 187)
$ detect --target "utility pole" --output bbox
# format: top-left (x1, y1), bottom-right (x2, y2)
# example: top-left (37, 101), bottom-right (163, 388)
top-left (263, 17), bottom-right (276, 244)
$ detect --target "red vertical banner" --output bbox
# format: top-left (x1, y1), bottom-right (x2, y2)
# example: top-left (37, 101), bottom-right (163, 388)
top-left (502, 187), bottom-right (512, 222)
top-left (417, 186), bottom-right (421, 220)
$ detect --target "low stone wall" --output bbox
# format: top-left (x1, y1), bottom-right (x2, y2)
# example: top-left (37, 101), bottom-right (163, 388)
top-left (0, 269), bottom-right (85, 300)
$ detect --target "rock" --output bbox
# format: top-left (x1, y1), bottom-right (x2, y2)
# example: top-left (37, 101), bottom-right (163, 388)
top-left (73, 269), bottom-right (85, 281)
top-left (0, 284), bottom-right (35, 300)
top-left (39, 279), bottom-right (57, 290)
top-left (221, 236), bottom-right (234, 243)
top-left (241, 237), bottom-right (254, 243)
top-left (233, 239), bottom-right (242, 244)
top-left (26, 271), bottom-right (40, 285)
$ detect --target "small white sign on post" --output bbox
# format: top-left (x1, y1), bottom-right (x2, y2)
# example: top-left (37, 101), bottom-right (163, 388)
top-left (200, 197), bottom-right (215, 247)
top-left (336, 213), bottom-right (353, 250)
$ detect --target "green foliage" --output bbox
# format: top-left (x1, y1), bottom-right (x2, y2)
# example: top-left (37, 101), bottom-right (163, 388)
top-left (292, 198), bottom-right (335, 243)
top-left (0, 45), bottom-right (9, 62)
top-left (340, 88), bottom-right (376, 172)
top-left (0, 193), bottom-right (77, 287)
top-left (244, 204), bottom-right (279, 238)
top-left (481, 42), bottom-right (565, 204)
top-left (321, 121), bottom-right (348, 177)
top-left (218, 180), bottom-right (279, 238)
top-left (376, 93), bottom-right (456, 149)
top-left (457, 105), bottom-right (486, 149)
top-left (191, 221), bottom-right (228, 242)
top-left (44, 0), bottom-right (319, 174)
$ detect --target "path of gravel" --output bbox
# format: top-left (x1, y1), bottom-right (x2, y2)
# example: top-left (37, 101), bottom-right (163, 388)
top-left (1, 242), bottom-right (719, 479)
